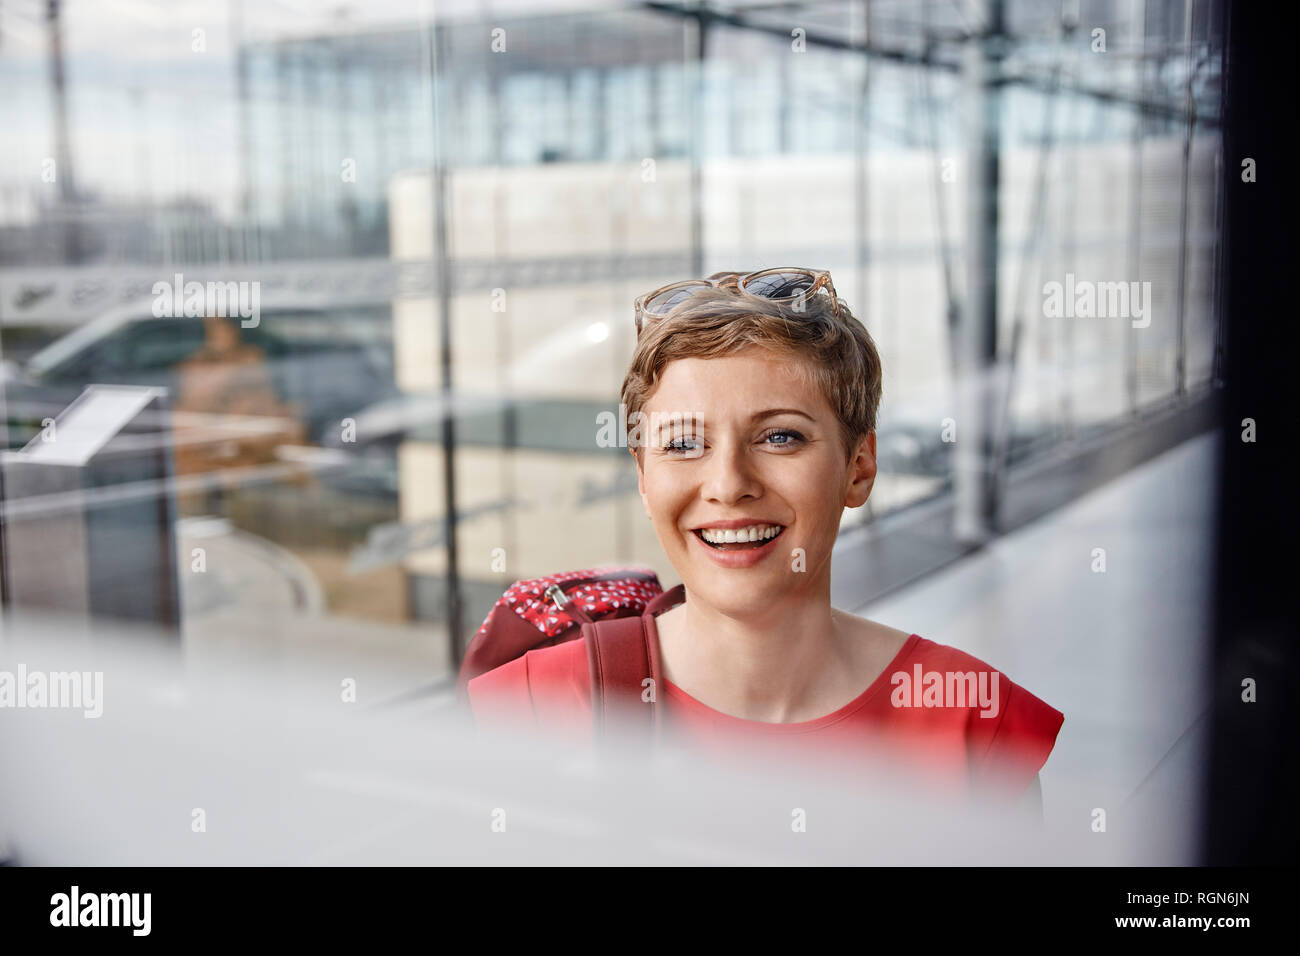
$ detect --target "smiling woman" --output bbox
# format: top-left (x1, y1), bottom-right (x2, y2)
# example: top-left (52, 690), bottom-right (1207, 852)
top-left (468, 270), bottom-right (1063, 805)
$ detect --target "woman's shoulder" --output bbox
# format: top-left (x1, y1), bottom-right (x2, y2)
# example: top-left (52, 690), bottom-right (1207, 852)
top-left (898, 632), bottom-right (1063, 718)
top-left (869, 627), bottom-right (1065, 787)
top-left (907, 633), bottom-right (1008, 675)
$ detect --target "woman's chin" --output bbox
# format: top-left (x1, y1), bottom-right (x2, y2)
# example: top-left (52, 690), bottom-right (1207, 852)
top-left (683, 572), bottom-right (790, 612)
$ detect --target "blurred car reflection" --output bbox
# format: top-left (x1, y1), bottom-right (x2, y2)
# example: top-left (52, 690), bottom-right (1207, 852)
top-left (3, 299), bottom-right (399, 496)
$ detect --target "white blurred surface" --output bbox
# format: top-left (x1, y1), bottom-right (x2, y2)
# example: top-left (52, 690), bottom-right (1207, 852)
top-left (2, 608), bottom-right (1144, 866)
top-left (862, 431), bottom-right (1219, 864)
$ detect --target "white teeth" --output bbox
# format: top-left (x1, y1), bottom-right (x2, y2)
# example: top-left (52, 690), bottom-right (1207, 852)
top-left (698, 524), bottom-right (783, 544)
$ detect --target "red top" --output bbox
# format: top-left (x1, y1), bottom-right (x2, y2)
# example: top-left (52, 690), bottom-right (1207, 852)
top-left (468, 615), bottom-right (1064, 799)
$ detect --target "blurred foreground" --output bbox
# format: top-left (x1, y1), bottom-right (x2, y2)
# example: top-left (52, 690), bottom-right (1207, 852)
top-left (2, 606), bottom-right (1168, 866)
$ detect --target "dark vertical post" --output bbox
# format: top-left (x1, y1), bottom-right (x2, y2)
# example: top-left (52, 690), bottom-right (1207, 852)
top-left (427, 20), bottom-right (464, 668)
top-left (955, 0), bottom-right (1004, 544)
top-left (688, 3), bottom-right (707, 277)
top-left (853, 0), bottom-right (870, 326)
top-left (277, 46), bottom-right (294, 254)
top-left (1125, 0), bottom-right (1146, 418)
top-left (336, 38), bottom-right (359, 253)
top-left (233, 0), bottom-right (251, 236)
top-left (0, 289), bottom-right (8, 612)
top-left (45, 0), bottom-right (80, 263)
top-left (1173, 0), bottom-right (1195, 399)
top-left (853, 1), bottom-right (873, 523)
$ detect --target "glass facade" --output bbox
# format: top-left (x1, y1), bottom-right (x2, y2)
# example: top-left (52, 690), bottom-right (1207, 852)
top-left (0, 0), bottom-right (1224, 695)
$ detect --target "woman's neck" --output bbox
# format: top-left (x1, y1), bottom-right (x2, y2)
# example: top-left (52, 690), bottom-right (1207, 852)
top-left (654, 585), bottom-right (881, 723)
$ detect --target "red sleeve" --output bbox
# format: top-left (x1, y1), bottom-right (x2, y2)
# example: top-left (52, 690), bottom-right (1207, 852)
top-left (466, 655), bottom-right (537, 730)
top-left (970, 678), bottom-right (1064, 795)
top-left (465, 642), bottom-right (592, 741)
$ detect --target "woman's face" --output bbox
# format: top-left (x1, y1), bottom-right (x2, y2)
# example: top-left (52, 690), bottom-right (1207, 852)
top-left (634, 346), bottom-right (877, 617)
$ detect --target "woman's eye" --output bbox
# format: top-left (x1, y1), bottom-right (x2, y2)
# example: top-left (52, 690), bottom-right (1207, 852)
top-left (762, 429), bottom-right (805, 447)
top-left (664, 430), bottom-right (805, 453)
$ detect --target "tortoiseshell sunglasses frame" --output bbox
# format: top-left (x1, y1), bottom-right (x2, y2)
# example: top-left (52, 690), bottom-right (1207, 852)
top-left (633, 267), bottom-right (839, 333)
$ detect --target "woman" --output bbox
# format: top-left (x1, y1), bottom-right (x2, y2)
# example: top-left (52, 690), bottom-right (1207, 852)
top-left (468, 268), bottom-right (1064, 807)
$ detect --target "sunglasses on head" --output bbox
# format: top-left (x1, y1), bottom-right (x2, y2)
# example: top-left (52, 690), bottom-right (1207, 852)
top-left (633, 267), bottom-right (839, 334)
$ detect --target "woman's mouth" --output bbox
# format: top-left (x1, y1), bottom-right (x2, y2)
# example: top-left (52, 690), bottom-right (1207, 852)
top-left (691, 524), bottom-right (786, 551)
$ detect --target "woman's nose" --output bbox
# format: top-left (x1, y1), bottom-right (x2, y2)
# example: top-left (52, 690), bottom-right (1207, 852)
top-left (700, 439), bottom-right (763, 503)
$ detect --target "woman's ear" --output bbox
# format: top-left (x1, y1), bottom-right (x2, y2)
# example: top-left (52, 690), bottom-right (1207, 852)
top-left (630, 446), bottom-right (651, 517)
top-left (844, 430), bottom-right (877, 508)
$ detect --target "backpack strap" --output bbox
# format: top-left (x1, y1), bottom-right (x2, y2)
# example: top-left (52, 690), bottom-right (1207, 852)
top-left (584, 583), bottom-right (683, 743)
top-left (584, 616), bottom-right (661, 742)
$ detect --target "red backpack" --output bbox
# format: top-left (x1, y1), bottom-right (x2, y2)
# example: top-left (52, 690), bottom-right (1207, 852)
top-left (456, 567), bottom-right (684, 738)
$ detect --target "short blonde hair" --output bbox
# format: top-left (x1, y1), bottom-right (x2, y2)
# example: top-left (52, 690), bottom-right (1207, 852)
top-left (621, 283), bottom-right (883, 464)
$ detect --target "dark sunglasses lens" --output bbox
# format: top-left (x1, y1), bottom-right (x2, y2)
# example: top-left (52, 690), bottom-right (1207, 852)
top-left (740, 271), bottom-right (818, 301)
top-left (645, 283), bottom-right (708, 315)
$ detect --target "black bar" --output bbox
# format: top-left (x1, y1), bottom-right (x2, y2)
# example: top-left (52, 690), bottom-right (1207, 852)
top-left (1202, 0), bottom-right (1300, 865)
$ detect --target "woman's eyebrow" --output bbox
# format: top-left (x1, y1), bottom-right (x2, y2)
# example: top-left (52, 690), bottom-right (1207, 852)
top-left (751, 407), bottom-right (815, 422)
top-left (653, 408), bottom-right (815, 426)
